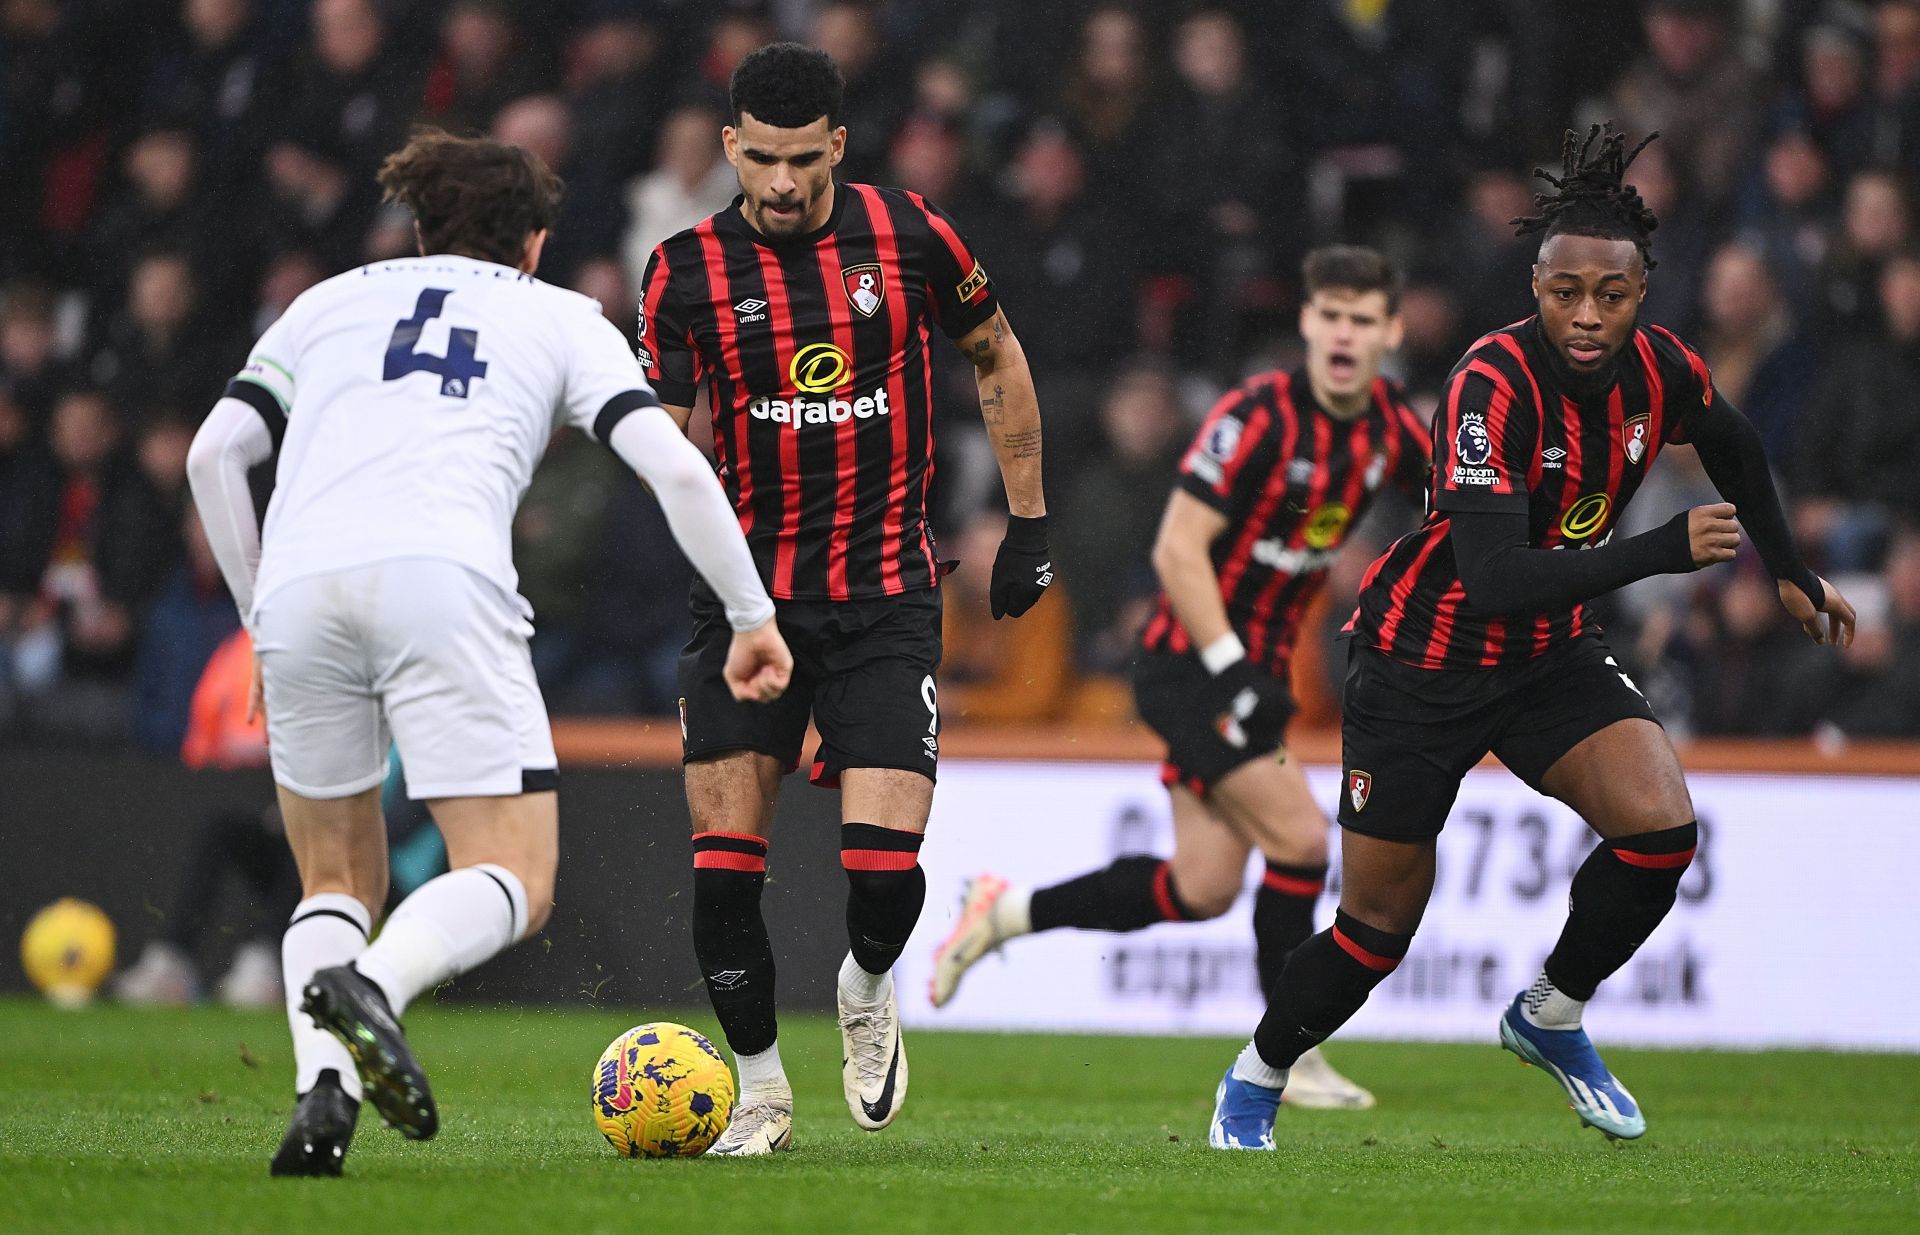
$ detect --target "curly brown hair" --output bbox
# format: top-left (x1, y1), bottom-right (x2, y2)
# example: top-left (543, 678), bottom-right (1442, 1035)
top-left (376, 128), bottom-right (564, 268)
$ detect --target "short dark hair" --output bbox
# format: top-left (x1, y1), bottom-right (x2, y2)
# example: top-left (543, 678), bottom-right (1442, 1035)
top-left (729, 42), bottom-right (844, 128)
top-left (376, 128), bottom-right (563, 267)
top-left (1512, 123), bottom-right (1661, 270)
top-left (1302, 245), bottom-right (1402, 313)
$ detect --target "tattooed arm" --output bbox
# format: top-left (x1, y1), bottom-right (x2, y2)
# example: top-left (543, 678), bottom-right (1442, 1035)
top-left (955, 307), bottom-right (1045, 517)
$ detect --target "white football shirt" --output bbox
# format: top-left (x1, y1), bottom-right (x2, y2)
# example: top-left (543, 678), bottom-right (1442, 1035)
top-left (234, 255), bottom-right (654, 618)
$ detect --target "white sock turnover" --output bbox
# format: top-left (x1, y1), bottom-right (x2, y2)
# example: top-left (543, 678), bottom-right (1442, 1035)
top-left (1519, 970), bottom-right (1585, 1030)
top-left (838, 951), bottom-right (892, 1006)
top-left (283, 893), bottom-right (370, 1099)
top-left (991, 884), bottom-right (1034, 938)
top-left (734, 1041), bottom-right (790, 1100)
top-left (1230, 1039), bottom-right (1290, 1091)
top-left (353, 863), bottom-right (527, 1016)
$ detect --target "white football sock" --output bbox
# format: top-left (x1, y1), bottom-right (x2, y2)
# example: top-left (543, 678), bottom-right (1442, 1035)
top-left (1519, 970), bottom-right (1585, 1030)
top-left (283, 893), bottom-right (370, 1099)
top-left (838, 951), bottom-right (892, 1006)
top-left (1230, 1040), bottom-right (1290, 1091)
top-left (734, 1041), bottom-right (790, 1100)
top-left (353, 863), bottom-right (526, 1016)
top-left (991, 884), bottom-right (1034, 938)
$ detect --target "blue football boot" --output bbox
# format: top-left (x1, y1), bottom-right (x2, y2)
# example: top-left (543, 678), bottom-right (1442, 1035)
top-left (1499, 994), bottom-right (1646, 1140)
top-left (1207, 1067), bottom-right (1283, 1150)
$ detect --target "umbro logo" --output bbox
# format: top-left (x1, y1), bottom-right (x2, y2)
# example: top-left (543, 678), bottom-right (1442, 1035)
top-left (707, 969), bottom-right (748, 990)
top-left (1542, 446), bottom-right (1567, 470)
top-left (734, 298), bottom-right (768, 324)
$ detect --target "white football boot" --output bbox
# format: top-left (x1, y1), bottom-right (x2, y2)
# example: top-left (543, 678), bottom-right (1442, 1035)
top-left (707, 1092), bottom-right (794, 1156)
top-left (114, 941), bottom-right (198, 1007)
top-left (839, 977), bottom-right (908, 1130)
top-left (929, 873), bottom-right (1016, 1007)
top-left (217, 940), bottom-right (285, 1009)
top-left (1281, 1046), bottom-right (1376, 1110)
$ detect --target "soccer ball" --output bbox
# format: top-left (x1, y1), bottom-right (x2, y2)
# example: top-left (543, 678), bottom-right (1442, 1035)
top-left (591, 1022), bottom-right (734, 1157)
top-left (21, 898), bottom-right (116, 1009)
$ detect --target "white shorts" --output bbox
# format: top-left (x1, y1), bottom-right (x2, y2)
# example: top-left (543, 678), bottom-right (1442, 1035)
top-left (252, 558), bottom-right (557, 800)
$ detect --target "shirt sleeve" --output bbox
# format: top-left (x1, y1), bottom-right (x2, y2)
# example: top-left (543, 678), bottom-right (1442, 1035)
top-left (1651, 325), bottom-right (1715, 445)
top-left (910, 193), bottom-right (998, 340)
top-left (1393, 399), bottom-right (1434, 498)
top-left (1175, 386), bottom-right (1274, 514)
top-left (223, 306), bottom-right (301, 446)
top-left (637, 243), bottom-right (701, 407)
top-left (559, 307), bottom-right (663, 444)
top-left (1431, 364), bottom-right (1533, 515)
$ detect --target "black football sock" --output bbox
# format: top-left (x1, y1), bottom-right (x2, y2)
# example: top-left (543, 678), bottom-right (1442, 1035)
top-left (1543, 821), bottom-right (1697, 1001)
top-left (841, 823), bottom-right (927, 975)
top-left (690, 832), bottom-right (778, 1057)
top-left (1028, 855), bottom-right (1203, 933)
top-left (1253, 860), bottom-right (1329, 1002)
top-left (1252, 909), bottom-right (1412, 1069)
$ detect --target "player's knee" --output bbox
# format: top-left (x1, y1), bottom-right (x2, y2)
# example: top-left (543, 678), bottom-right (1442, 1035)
top-left (1180, 876), bottom-right (1240, 920)
top-left (1607, 805), bottom-right (1696, 847)
top-left (1336, 884), bottom-right (1427, 938)
top-left (1261, 831), bottom-right (1329, 870)
top-left (1164, 856), bottom-right (1239, 919)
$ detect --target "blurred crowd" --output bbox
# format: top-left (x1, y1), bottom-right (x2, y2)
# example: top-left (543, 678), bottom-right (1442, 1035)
top-left (3, 0), bottom-right (1919, 751)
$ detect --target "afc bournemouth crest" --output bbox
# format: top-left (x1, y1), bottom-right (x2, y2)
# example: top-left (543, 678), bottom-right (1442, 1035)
top-left (843, 264), bottom-right (885, 318)
top-left (1624, 412), bottom-right (1651, 465)
top-left (1348, 769), bottom-right (1372, 813)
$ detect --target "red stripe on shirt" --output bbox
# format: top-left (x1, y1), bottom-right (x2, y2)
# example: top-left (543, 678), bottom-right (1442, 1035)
top-left (1375, 519), bottom-right (1447, 654)
top-left (1247, 407), bottom-right (1337, 666)
top-left (854, 185), bottom-right (913, 595)
top-left (1634, 332), bottom-right (1665, 439)
top-left (813, 234), bottom-right (861, 600)
top-left (753, 244), bottom-right (802, 596)
top-left (695, 222), bottom-right (753, 535)
top-left (905, 189), bottom-right (977, 282)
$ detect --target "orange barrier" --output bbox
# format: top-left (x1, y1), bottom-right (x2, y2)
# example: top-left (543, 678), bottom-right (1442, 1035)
top-left (552, 718), bottom-right (1920, 777)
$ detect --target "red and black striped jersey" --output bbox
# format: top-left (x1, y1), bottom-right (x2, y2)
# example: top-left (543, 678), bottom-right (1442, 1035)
top-left (1348, 317), bottom-right (1715, 670)
top-left (1140, 369), bottom-right (1431, 676)
top-left (638, 185), bottom-right (997, 600)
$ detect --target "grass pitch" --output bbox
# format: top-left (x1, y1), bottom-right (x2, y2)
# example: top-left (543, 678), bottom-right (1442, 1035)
top-left (1, 998), bottom-right (1914, 1235)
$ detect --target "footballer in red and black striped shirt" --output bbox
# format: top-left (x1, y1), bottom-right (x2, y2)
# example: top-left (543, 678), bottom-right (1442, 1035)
top-left (648, 44), bottom-right (1052, 1152)
top-left (931, 247), bottom-right (1425, 1111)
top-left (1219, 127), bottom-right (1856, 1152)
top-left (1349, 312), bottom-right (1716, 669)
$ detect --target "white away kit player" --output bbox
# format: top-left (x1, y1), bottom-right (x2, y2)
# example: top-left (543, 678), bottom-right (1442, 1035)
top-left (186, 131), bottom-right (791, 1176)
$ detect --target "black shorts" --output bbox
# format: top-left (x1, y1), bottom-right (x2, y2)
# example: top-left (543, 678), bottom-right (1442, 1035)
top-left (678, 584), bottom-right (943, 788)
top-left (1133, 648), bottom-right (1293, 798)
top-left (1337, 633), bottom-right (1660, 842)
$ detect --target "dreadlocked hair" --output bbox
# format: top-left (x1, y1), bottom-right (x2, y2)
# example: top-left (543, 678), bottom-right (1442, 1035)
top-left (377, 128), bottom-right (563, 267)
top-left (1511, 123), bottom-right (1661, 270)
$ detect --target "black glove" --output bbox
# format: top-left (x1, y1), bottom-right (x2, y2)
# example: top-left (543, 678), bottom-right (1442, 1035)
top-left (1208, 658), bottom-right (1290, 752)
top-left (990, 514), bottom-right (1053, 619)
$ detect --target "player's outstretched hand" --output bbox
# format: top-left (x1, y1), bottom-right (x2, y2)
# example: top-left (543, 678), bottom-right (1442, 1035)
top-left (1779, 575), bottom-right (1856, 648)
top-left (724, 619), bottom-right (794, 703)
top-left (990, 514), bottom-right (1053, 619)
top-left (1687, 502), bottom-right (1740, 568)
